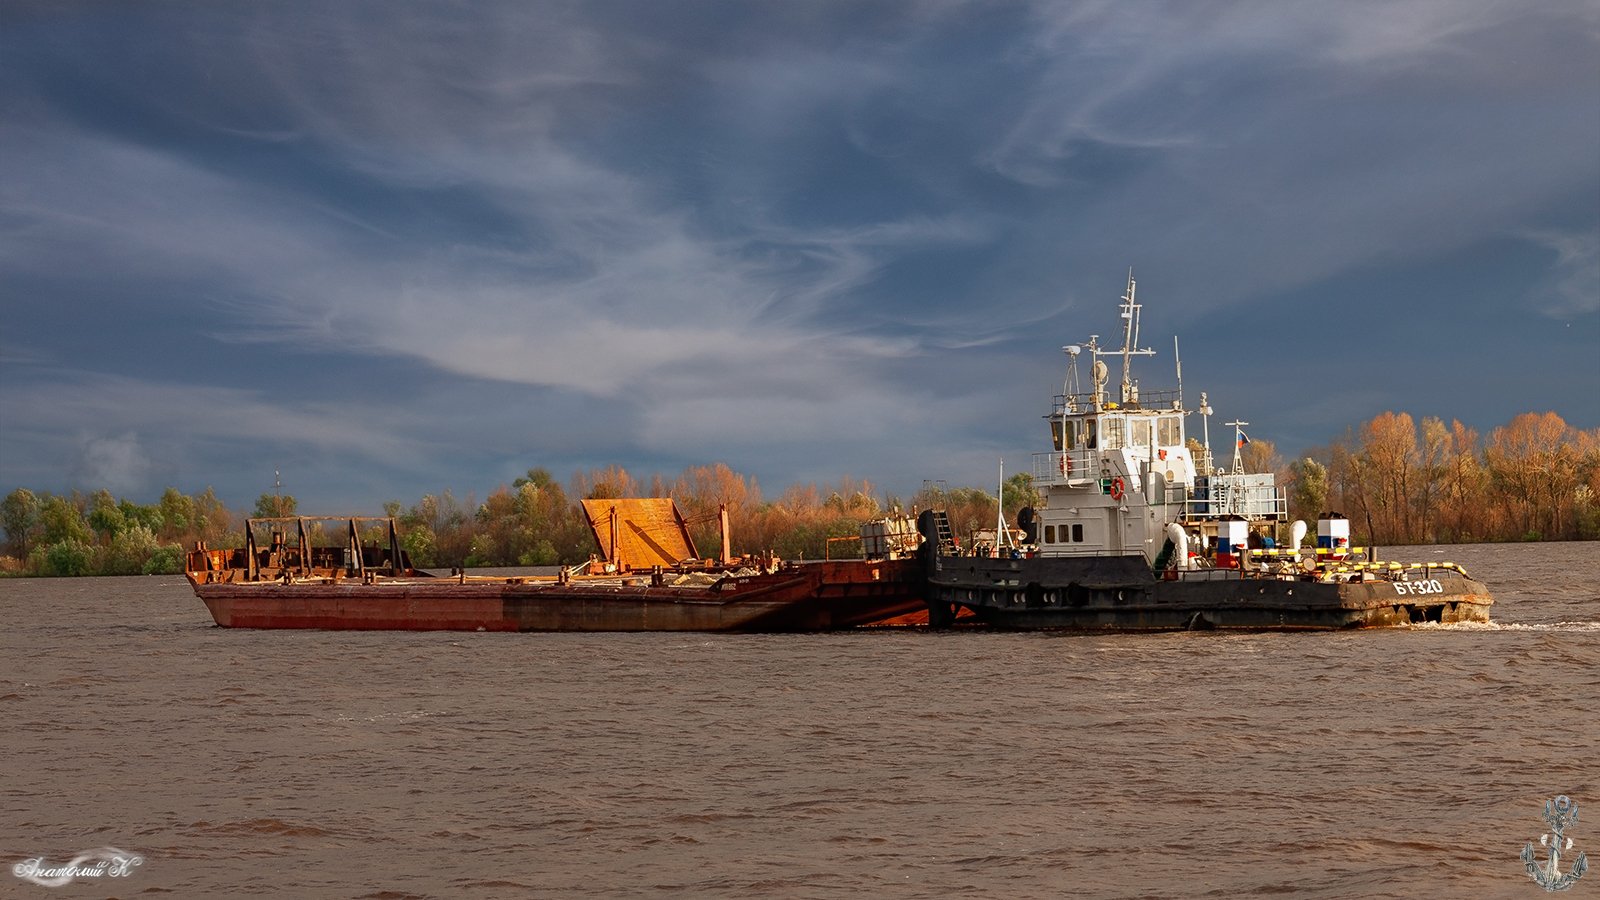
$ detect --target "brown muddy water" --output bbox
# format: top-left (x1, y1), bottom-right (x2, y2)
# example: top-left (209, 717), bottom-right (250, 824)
top-left (3, 542), bottom-right (1597, 898)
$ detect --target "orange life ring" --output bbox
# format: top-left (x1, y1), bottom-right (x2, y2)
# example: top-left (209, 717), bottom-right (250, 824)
top-left (1110, 477), bottom-right (1125, 500)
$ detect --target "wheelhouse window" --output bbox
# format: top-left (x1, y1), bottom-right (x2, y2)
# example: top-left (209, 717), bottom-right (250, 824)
top-left (1130, 417), bottom-right (1152, 448)
top-left (1053, 418), bottom-right (1086, 452)
top-left (1102, 416), bottom-right (1124, 450)
top-left (1158, 414), bottom-right (1181, 447)
top-left (1044, 525), bottom-right (1057, 543)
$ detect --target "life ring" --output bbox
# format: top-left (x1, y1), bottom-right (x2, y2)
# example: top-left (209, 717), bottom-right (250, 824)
top-left (1059, 454), bottom-right (1072, 477)
top-left (1110, 477), bottom-right (1125, 500)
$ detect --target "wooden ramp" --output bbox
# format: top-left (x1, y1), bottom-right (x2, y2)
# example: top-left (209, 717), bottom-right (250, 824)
top-left (580, 498), bottom-right (699, 569)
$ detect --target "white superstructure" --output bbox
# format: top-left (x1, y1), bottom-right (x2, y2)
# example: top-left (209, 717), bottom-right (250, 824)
top-left (1029, 272), bottom-right (1286, 565)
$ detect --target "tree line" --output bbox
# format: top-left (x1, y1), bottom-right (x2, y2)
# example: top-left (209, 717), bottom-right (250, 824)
top-left (378, 464), bottom-right (1034, 570)
top-left (1261, 411), bottom-right (1599, 544)
top-left (2, 409), bottom-right (1594, 576)
top-left (1, 486), bottom-right (233, 577)
top-left (0, 466), bottom-right (1021, 576)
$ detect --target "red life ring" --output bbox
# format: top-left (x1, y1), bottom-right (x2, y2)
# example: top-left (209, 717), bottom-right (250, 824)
top-left (1110, 477), bottom-right (1125, 500)
top-left (1059, 454), bottom-right (1072, 477)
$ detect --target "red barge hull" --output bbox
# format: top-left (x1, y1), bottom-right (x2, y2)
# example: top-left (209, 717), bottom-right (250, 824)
top-left (186, 509), bottom-right (928, 633)
top-left (189, 560), bottom-right (927, 633)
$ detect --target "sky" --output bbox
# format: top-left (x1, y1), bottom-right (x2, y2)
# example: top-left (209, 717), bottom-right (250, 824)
top-left (2, 1), bottom-right (1597, 514)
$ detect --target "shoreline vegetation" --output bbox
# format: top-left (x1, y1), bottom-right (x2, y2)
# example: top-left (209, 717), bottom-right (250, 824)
top-left (2, 411), bottom-right (1595, 578)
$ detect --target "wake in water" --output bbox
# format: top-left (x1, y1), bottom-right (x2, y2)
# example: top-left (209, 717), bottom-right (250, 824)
top-left (1411, 620), bottom-right (1600, 632)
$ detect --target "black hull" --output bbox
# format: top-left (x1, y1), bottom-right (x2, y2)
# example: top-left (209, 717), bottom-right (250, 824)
top-left (925, 554), bottom-right (1493, 631)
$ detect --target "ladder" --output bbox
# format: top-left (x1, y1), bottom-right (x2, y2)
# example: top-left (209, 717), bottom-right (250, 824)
top-left (927, 510), bottom-right (957, 555)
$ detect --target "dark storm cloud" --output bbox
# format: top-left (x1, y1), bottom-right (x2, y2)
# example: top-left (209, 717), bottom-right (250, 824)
top-left (1, 0), bottom-right (1595, 509)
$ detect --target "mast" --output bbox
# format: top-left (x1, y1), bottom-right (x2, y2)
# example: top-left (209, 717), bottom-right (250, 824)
top-left (996, 459), bottom-right (1012, 552)
top-left (1095, 269), bottom-right (1154, 406)
top-left (1227, 419), bottom-right (1249, 474)
top-left (1119, 269), bottom-right (1137, 403)
top-left (1173, 336), bottom-right (1183, 410)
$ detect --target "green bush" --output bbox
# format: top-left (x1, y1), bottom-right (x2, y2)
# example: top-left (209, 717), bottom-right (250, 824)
top-left (35, 539), bottom-right (94, 577)
top-left (101, 524), bottom-right (161, 575)
top-left (518, 540), bottom-right (559, 567)
top-left (142, 544), bottom-right (186, 575)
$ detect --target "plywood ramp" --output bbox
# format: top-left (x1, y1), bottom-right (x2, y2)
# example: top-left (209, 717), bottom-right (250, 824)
top-left (580, 498), bottom-right (699, 569)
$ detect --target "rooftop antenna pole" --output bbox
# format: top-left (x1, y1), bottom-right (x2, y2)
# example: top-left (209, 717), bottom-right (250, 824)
top-left (1063, 344), bottom-right (1082, 413)
top-left (996, 458), bottom-right (1012, 552)
top-left (1199, 392), bottom-right (1214, 475)
top-left (1130, 275), bottom-right (1143, 366)
top-left (1226, 419), bottom-right (1249, 474)
top-left (1173, 336), bottom-right (1183, 410)
top-left (1120, 269), bottom-right (1136, 404)
top-left (1088, 335), bottom-right (1104, 411)
top-left (1097, 268), bottom-right (1156, 406)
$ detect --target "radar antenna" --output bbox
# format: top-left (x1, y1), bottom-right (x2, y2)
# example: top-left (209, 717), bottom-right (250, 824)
top-left (1093, 268), bottom-right (1155, 405)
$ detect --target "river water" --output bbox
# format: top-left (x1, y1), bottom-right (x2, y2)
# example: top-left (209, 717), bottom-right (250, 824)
top-left (3, 542), bottom-right (1596, 898)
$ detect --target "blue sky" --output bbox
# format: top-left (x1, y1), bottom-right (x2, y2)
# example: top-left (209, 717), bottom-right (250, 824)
top-left (2, 1), bottom-right (1597, 512)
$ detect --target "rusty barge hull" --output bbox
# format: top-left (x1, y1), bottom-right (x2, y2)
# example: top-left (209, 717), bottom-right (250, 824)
top-left (504, 560), bottom-right (926, 631)
top-left (198, 582), bottom-right (521, 631)
top-left (191, 559), bottom-right (926, 633)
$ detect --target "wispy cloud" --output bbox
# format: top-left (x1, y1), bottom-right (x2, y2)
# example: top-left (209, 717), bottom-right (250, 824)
top-left (0, 1), bottom-right (1594, 504)
top-left (1521, 228), bottom-right (1600, 317)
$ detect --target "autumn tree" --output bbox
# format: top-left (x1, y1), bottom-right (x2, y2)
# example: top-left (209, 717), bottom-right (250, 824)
top-left (1575, 429), bottom-right (1600, 539)
top-left (158, 487), bottom-right (194, 540)
top-left (253, 492), bottom-right (297, 519)
top-left (1365, 412), bottom-right (1421, 543)
top-left (672, 463), bottom-right (759, 554)
top-left (1485, 412), bottom-right (1581, 540)
top-left (1238, 437), bottom-right (1283, 479)
top-left (1286, 457), bottom-right (1328, 524)
top-left (573, 465), bottom-right (643, 501)
top-left (87, 489), bottom-right (126, 539)
top-left (406, 491), bottom-right (474, 567)
top-left (1422, 420), bottom-right (1483, 541)
top-left (38, 494), bottom-right (91, 546)
top-left (2, 488), bottom-right (39, 557)
top-left (1003, 472), bottom-right (1039, 517)
top-left (468, 487), bottom-right (523, 567)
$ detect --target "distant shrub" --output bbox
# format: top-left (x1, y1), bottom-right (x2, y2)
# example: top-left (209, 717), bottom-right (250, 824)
top-left (142, 544), bottom-right (186, 575)
top-left (35, 539), bottom-right (94, 577)
top-left (518, 540), bottom-right (558, 567)
top-left (101, 525), bottom-right (161, 575)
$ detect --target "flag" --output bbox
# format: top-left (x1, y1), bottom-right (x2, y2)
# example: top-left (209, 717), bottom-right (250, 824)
top-left (1237, 431), bottom-right (1250, 448)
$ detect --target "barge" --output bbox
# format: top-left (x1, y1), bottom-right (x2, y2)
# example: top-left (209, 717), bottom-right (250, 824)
top-left (186, 501), bottom-right (927, 632)
top-left (918, 271), bottom-right (1493, 630)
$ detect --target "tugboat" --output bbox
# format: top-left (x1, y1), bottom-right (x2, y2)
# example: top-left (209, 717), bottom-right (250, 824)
top-left (919, 271), bottom-right (1493, 630)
